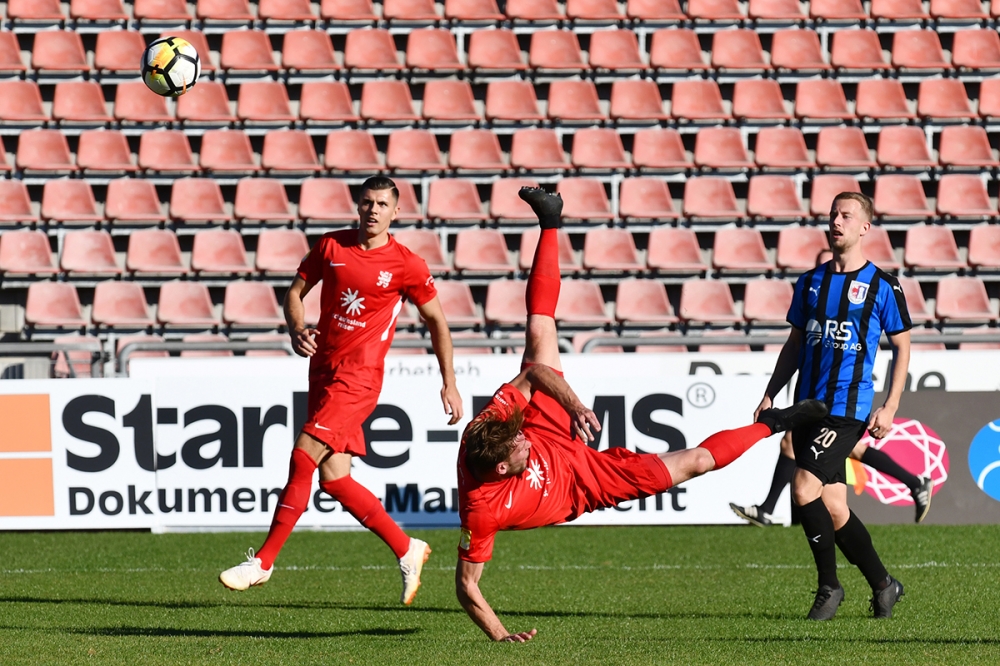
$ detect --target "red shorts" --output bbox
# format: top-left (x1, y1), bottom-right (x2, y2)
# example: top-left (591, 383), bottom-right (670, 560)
top-left (302, 370), bottom-right (381, 457)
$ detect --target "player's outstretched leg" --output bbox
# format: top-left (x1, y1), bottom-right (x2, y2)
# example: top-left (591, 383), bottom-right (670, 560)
top-left (519, 186), bottom-right (564, 369)
top-left (730, 432), bottom-right (797, 527)
top-left (858, 446), bottom-right (932, 523)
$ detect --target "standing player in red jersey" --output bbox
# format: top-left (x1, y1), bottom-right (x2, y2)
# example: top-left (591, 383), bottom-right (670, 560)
top-left (220, 176), bottom-right (464, 605)
top-left (454, 188), bottom-right (830, 641)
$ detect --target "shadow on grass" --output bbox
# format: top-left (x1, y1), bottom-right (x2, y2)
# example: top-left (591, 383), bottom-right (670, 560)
top-left (65, 626), bottom-right (419, 639)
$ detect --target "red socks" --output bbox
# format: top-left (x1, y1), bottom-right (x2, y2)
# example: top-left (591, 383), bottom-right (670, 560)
top-left (697, 423), bottom-right (773, 469)
top-left (526, 228), bottom-right (560, 317)
top-left (257, 448), bottom-right (317, 569)
top-left (321, 476), bottom-right (410, 559)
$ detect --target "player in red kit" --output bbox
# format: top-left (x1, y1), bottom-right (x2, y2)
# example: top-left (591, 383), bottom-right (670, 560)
top-left (220, 176), bottom-right (464, 605)
top-left (455, 188), bottom-right (829, 641)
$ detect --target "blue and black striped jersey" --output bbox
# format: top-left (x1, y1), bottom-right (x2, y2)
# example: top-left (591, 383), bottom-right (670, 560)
top-left (787, 261), bottom-right (911, 422)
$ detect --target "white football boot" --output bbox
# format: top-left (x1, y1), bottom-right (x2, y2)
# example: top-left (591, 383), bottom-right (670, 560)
top-left (398, 538), bottom-right (431, 605)
top-left (219, 549), bottom-right (272, 591)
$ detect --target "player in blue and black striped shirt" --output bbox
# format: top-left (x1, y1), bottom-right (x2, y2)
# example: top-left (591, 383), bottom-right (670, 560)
top-left (756, 192), bottom-right (912, 621)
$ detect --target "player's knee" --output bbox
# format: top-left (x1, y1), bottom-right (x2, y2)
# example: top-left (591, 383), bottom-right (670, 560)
top-left (792, 484), bottom-right (818, 507)
top-left (825, 500), bottom-right (850, 528)
top-left (691, 448), bottom-right (715, 476)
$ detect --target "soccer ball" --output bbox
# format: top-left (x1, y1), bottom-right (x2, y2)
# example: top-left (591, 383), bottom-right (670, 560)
top-left (141, 36), bottom-right (201, 97)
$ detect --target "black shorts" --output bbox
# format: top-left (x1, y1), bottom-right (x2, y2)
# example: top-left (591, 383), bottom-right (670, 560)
top-left (791, 415), bottom-right (868, 485)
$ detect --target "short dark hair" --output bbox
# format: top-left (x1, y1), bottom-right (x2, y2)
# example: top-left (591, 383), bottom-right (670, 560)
top-left (831, 192), bottom-right (873, 223)
top-left (359, 176), bottom-right (399, 203)
top-left (463, 406), bottom-right (524, 477)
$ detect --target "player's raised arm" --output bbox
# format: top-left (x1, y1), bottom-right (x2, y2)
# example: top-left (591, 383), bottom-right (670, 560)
top-left (508, 365), bottom-right (601, 443)
top-left (417, 296), bottom-right (463, 425)
top-left (456, 559), bottom-right (536, 642)
top-left (283, 276), bottom-right (317, 358)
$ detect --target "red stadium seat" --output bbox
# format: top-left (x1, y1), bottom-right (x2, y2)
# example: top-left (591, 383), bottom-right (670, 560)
top-left (167, 31), bottom-right (216, 72)
top-left (649, 29), bottom-right (708, 72)
top-left (810, 0), bottom-right (865, 19)
top-left (918, 79), bottom-right (975, 120)
top-left (300, 82), bottom-right (359, 124)
top-left (876, 126), bottom-right (936, 169)
top-left (191, 229), bottom-right (252, 274)
top-left (383, 0), bottom-right (438, 21)
top-left (904, 225), bottom-right (966, 270)
top-left (42, 180), bottom-right (102, 223)
top-left (138, 130), bottom-right (199, 173)
top-left (938, 126), bottom-right (999, 168)
top-left (127, 229), bottom-right (187, 274)
top-left (158, 281), bottom-right (218, 326)
top-left (830, 29), bottom-right (890, 72)
top-left (453, 229), bottom-right (513, 273)
top-left (855, 79), bottom-right (915, 121)
top-left (747, 175), bottom-right (806, 219)
top-left (683, 177), bottom-right (743, 219)
top-left (490, 178), bottom-right (540, 221)
top-left (485, 280), bottom-right (527, 325)
top-left (423, 80), bottom-right (480, 123)
top-left (609, 80), bottom-right (667, 121)
top-left (0, 181), bottom-right (39, 223)
top-left (237, 82), bottom-right (295, 124)
top-left (732, 79), bottom-right (790, 121)
top-left (325, 130), bottom-right (383, 172)
top-left (795, 79), bottom-right (854, 121)
top-left (978, 78), bottom-right (1000, 119)
top-left (32, 32), bottom-right (88, 74)
top-left (952, 29), bottom-right (1000, 71)
top-left (199, 130), bottom-right (259, 173)
top-left (627, 0), bottom-right (684, 19)
top-left (755, 127), bottom-right (814, 170)
top-left (647, 228), bottom-right (707, 273)
top-left (52, 81), bottom-right (111, 124)
top-left (92, 282), bottom-right (154, 327)
top-left (810, 174), bottom-right (862, 217)
top-left (467, 28), bottom-right (526, 71)
top-left (437, 280), bottom-right (484, 326)
top-left (395, 229), bottom-right (450, 273)
top-left (529, 30), bottom-right (587, 71)
top-left (299, 178), bottom-right (357, 223)
top-left (571, 128), bottom-right (630, 170)
top-left (282, 30), bottom-right (338, 72)
top-left (892, 30), bottom-right (950, 72)
top-left (571, 331), bottom-right (623, 354)
top-left (931, 0), bottom-right (988, 17)
top-left (871, 0), bottom-right (928, 19)
top-left (344, 28), bottom-right (401, 71)
top-left (567, 0), bottom-right (623, 19)
top-left (816, 127), bottom-right (876, 169)
top-left (61, 230), bottom-right (120, 275)
top-left (259, 0), bottom-right (317, 21)
top-left (615, 280), bottom-right (678, 325)
top-left (197, 0), bottom-right (254, 20)
top-left (506, 0), bottom-right (562, 20)
top-left (749, 0), bottom-right (807, 19)
top-left (555, 281), bottom-right (611, 325)
top-left (557, 178), bottom-right (613, 221)
top-left (620, 178), bottom-right (679, 221)
top-left (896, 277), bottom-right (932, 323)
top-left (114, 81), bottom-right (172, 124)
top-left (861, 225), bottom-right (900, 270)
top-left (25, 283), bottom-right (87, 329)
top-left (713, 228), bottom-right (774, 272)
top-left (873, 175), bottom-right (932, 219)
top-left (52, 334), bottom-right (102, 378)
top-left (170, 178), bottom-right (232, 223)
top-left (116, 334), bottom-right (168, 367)
top-left (485, 81), bottom-right (542, 122)
top-left (385, 129), bottom-right (444, 171)
top-left (583, 228), bottom-right (642, 272)
top-left (321, 0), bottom-right (377, 21)
top-left (0, 33), bottom-right (25, 74)
top-left (510, 129), bottom-right (569, 170)
top-left (518, 229), bottom-right (578, 272)
top-left (220, 30), bottom-right (280, 73)
top-left (0, 230), bottom-right (57, 275)
top-left (427, 179), bottom-right (488, 221)
top-left (449, 129), bottom-right (508, 171)
top-left (234, 178), bottom-right (295, 222)
top-left (94, 30), bottom-right (145, 74)
top-left (406, 29), bottom-right (464, 71)
top-left (744, 279), bottom-right (794, 325)
top-left (771, 29), bottom-right (830, 72)
top-left (776, 226), bottom-right (829, 270)
top-left (223, 282), bottom-right (284, 327)
top-left (0, 81), bottom-right (47, 124)
top-left (935, 277), bottom-right (995, 322)
top-left (445, 0), bottom-right (504, 20)
top-left (394, 180), bottom-right (424, 221)
top-left (176, 81), bottom-right (236, 124)
top-left (548, 80), bottom-right (605, 122)
top-left (632, 128), bottom-right (691, 171)
top-left (256, 228), bottom-right (309, 274)
top-left (694, 127), bottom-right (752, 170)
top-left (8, 0), bottom-right (64, 21)
top-left (688, 0), bottom-right (744, 20)
top-left (671, 80), bottom-right (729, 122)
top-left (589, 29), bottom-right (645, 70)
top-left (679, 281), bottom-right (741, 324)
top-left (261, 130), bottom-right (322, 172)
top-left (969, 225), bottom-right (1000, 269)
top-left (76, 130), bottom-right (136, 173)
top-left (711, 29), bottom-right (770, 72)
top-left (360, 80), bottom-right (418, 122)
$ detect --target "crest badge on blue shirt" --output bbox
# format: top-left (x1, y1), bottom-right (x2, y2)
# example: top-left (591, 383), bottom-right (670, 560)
top-left (848, 280), bottom-right (869, 305)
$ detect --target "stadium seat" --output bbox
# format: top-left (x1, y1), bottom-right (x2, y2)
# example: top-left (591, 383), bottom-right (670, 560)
top-left (876, 126), bottom-right (935, 169)
top-left (609, 80), bottom-right (667, 121)
top-left (407, 29), bottom-right (464, 71)
top-left (489, 178), bottom-right (541, 221)
top-left (360, 80), bottom-right (418, 123)
top-left (427, 179), bottom-right (488, 221)
top-left (776, 226), bottom-right (829, 270)
top-left (259, 0), bottom-right (317, 21)
top-left (344, 28), bottom-right (402, 71)
top-left (449, 129), bottom-right (508, 171)
top-left (555, 281), bottom-right (611, 325)
top-left (633, 329), bottom-right (687, 354)
top-left (620, 178), bottom-right (679, 220)
top-left (518, 229), bottom-right (579, 272)
top-left (282, 30), bottom-right (338, 72)
top-left (138, 131), bottom-right (198, 173)
top-left (529, 30), bottom-right (588, 71)
top-left (255, 228), bottom-right (309, 274)
top-left (568, 0), bottom-right (624, 20)
top-left (571, 128), bottom-right (630, 170)
top-left (41, 180), bottom-right (102, 223)
top-left (694, 127), bottom-right (753, 170)
top-left (0, 81), bottom-right (47, 124)
top-left (711, 29), bottom-right (770, 72)
top-left (683, 177), bottom-right (743, 219)
top-left (874, 175), bottom-right (932, 218)
top-left (830, 29), bottom-right (890, 72)
top-left (220, 30), bottom-right (279, 73)
top-left (25, 283), bottom-right (87, 329)
top-left (32, 32), bottom-right (88, 74)
top-left (388, 331), bottom-right (428, 356)
top-left (76, 130), bottom-right (136, 173)
top-left (114, 81), bottom-right (172, 124)
top-left (771, 29), bottom-right (829, 72)
top-left (647, 228), bottom-right (707, 273)
top-left (687, 0), bottom-right (744, 20)
top-left (115, 334), bottom-right (168, 367)
top-left (394, 180), bottom-right (423, 221)
top-left (615, 279), bottom-right (678, 326)
top-left (384, 0), bottom-right (439, 21)
top-left (918, 79), bottom-right (975, 120)
top-left (199, 130), bottom-right (259, 172)
top-left (445, 0), bottom-right (504, 20)
top-left (483, 280), bottom-right (526, 325)
top-left (671, 80), bottom-right (729, 122)
top-left (936, 174), bottom-right (995, 218)
top-left (197, 0), bottom-right (254, 20)
top-left (649, 29), bottom-right (708, 72)
top-left (0, 181), bottom-right (39, 223)
top-left (978, 78), bottom-right (1000, 120)
top-left (237, 82), bottom-right (295, 124)
top-left (234, 178), bottom-right (295, 222)
top-left (938, 126), bottom-right (998, 168)
top-left (816, 127), bottom-right (876, 169)
top-left (904, 225), bottom-right (966, 270)
top-left (8, 0), bottom-right (64, 21)
top-left (935, 277), bottom-right (995, 322)
top-left (589, 29), bottom-right (646, 70)
top-left (167, 31), bottom-right (216, 72)
top-left (180, 333), bottom-right (232, 357)
top-left (0, 32), bottom-right (25, 74)
top-left (91, 282), bottom-right (153, 327)
top-left (325, 130), bottom-right (383, 171)
top-left (176, 82), bottom-right (236, 124)
top-left (0, 230), bottom-right (57, 275)
top-left (969, 225), bottom-right (1000, 269)
top-left (632, 128), bottom-right (691, 170)
top-left (191, 229), bottom-right (252, 274)
top-left (170, 178), bottom-right (232, 223)
top-left (467, 28), bottom-right (526, 71)
top-left (754, 127), bottom-right (815, 170)
top-left (952, 29), bottom-right (1000, 71)
top-left (855, 79), bottom-right (915, 121)
top-left (394, 229), bottom-right (450, 273)
top-left (896, 277), bottom-right (932, 323)
top-left (61, 230), bottom-right (120, 275)
top-left (749, 0), bottom-right (807, 19)
top-left (794, 79), bottom-right (854, 121)
top-left (678, 281), bottom-right (741, 324)
top-left (17, 130), bottom-right (75, 173)
top-left (892, 30), bottom-right (950, 72)
top-left (94, 30), bottom-right (144, 74)
top-left (810, 174), bottom-right (862, 217)
top-left (485, 81), bottom-right (543, 122)
top-left (423, 80), bottom-right (480, 122)
top-left (299, 178), bottom-right (357, 222)
top-left (747, 175), bottom-right (806, 219)
top-left (300, 82), bottom-right (359, 124)
top-left (743, 279), bottom-right (794, 325)
top-left (557, 178), bottom-right (613, 221)
top-left (223, 282), bottom-right (284, 327)
top-left (386, 129), bottom-right (444, 171)
top-left (571, 331), bottom-right (623, 354)
top-left (506, 0), bottom-right (562, 20)
top-left (510, 129), bottom-right (569, 171)
top-left (52, 81), bottom-right (112, 124)
top-left (582, 228), bottom-right (642, 272)
top-left (52, 334), bottom-right (102, 378)
top-left (872, 0), bottom-right (929, 18)
top-left (244, 332), bottom-right (292, 356)
top-left (861, 225), bottom-right (900, 270)
top-left (261, 130), bottom-right (322, 172)
top-left (732, 79), bottom-right (790, 121)
top-left (713, 228), bottom-right (774, 272)
top-left (626, 0), bottom-right (684, 19)
top-left (436, 280), bottom-right (484, 326)
top-left (931, 0), bottom-right (988, 18)
top-left (453, 229), bottom-right (513, 273)
top-left (320, 0), bottom-right (378, 21)
top-left (127, 229), bottom-right (186, 274)
top-left (547, 80), bottom-right (605, 122)
top-left (957, 327), bottom-right (1000, 351)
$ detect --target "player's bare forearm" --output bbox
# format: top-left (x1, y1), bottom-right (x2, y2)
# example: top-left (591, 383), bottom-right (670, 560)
top-left (883, 330), bottom-right (911, 410)
top-left (419, 297), bottom-right (464, 424)
top-left (764, 328), bottom-right (802, 400)
top-left (524, 365), bottom-right (600, 442)
top-left (456, 560), bottom-right (533, 642)
top-left (284, 277), bottom-right (316, 357)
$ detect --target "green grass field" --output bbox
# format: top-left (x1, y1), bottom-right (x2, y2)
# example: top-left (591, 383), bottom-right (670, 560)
top-left (2, 525), bottom-right (998, 665)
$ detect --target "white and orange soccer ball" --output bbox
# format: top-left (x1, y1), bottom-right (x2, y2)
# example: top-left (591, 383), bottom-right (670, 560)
top-left (141, 36), bottom-right (201, 97)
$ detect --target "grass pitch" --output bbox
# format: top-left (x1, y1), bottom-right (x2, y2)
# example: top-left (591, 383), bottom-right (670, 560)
top-left (1, 525), bottom-right (998, 665)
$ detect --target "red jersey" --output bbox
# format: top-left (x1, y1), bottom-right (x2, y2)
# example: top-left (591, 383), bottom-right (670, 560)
top-left (297, 229), bottom-right (436, 379)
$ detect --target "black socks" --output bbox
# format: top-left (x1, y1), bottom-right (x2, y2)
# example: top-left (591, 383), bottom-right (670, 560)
top-left (760, 454), bottom-right (797, 515)
top-left (798, 497), bottom-right (839, 589)
top-left (835, 510), bottom-right (890, 590)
